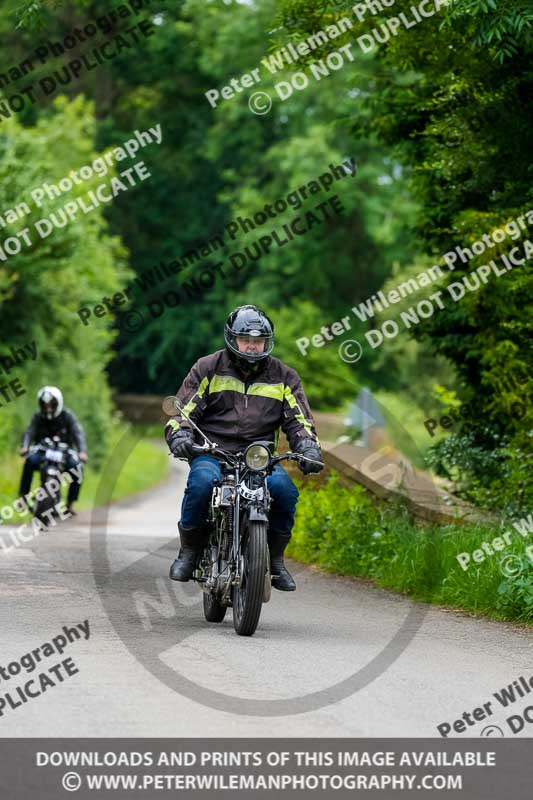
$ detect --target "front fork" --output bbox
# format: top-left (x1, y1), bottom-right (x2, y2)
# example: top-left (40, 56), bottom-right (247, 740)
top-left (216, 477), bottom-right (272, 601)
top-left (236, 500), bottom-right (272, 601)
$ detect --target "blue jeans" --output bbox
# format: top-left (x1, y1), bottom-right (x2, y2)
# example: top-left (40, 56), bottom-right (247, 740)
top-left (180, 455), bottom-right (299, 538)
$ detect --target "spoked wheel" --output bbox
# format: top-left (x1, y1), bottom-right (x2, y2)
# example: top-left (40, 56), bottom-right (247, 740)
top-left (203, 592), bottom-right (227, 623)
top-left (232, 520), bottom-right (267, 636)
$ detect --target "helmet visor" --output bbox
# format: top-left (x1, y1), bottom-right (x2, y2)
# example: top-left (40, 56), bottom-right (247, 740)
top-left (225, 329), bottom-right (274, 362)
top-left (40, 400), bottom-right (57, 419)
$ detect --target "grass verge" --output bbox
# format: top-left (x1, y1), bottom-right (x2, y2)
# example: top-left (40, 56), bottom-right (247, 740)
top-left (288, 472), bottom-right (533, 624)
top-left (0, 423), bottom-right (169, 521)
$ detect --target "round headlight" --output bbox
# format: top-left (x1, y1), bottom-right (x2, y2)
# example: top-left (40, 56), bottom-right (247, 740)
top-left (245, 444), bottom-right (270, 471)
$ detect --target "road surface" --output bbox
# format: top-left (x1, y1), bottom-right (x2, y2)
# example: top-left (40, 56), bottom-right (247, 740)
top-left (1, 453), bottom-right (531, 737)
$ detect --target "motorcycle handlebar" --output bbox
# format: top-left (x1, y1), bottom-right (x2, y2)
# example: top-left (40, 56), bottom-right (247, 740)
top-left (190, 444), bottom-right (229, 457)
top-left (29, 441), bottom-right (78, 457)
top-left (272, 452), bottom-right (325, 467)
top-left (170, 443), bottom-right (235, 462)
top-left (172, 443), bottom-right (324, 468)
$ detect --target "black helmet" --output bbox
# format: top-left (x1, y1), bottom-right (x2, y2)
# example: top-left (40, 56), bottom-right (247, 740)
top-left (224, 305), bottom-right (274, 372)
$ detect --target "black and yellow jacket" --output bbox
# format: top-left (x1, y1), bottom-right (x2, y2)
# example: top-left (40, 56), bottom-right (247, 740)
top-left (165, 349), bottom-right (319, 454)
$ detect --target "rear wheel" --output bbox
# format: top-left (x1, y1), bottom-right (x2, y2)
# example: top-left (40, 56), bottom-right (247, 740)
top-left (203, 592), bottom-right (227, 623)
top-left (232, 520), bottom-right (267, 637)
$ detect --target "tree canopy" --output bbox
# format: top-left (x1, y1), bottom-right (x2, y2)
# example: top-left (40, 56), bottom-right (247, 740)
top-left (1, 0), bottom-right (530, 510)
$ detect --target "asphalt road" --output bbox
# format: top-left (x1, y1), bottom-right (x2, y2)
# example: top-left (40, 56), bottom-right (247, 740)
top-left (1, 454), bottom-right (531, 738)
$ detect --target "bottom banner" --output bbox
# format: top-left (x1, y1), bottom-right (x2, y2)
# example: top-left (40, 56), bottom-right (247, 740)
top-left (1, 739), bottom-right (530, 799)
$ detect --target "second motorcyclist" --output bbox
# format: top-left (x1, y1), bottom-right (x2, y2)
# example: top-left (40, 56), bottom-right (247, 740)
top-left (19, 386), bottom-right (88, 515)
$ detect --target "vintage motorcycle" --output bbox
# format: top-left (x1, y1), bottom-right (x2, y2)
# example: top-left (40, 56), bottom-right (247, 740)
top-left (28, 436), bottom-right (78, 524)
top-left (166, 398), bottom-right (323, 637)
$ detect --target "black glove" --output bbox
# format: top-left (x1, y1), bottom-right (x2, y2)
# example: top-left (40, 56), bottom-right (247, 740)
top-left (169, 430), bottom-right (195, 459)
top-left (295, 438), bottom-right (324, 475)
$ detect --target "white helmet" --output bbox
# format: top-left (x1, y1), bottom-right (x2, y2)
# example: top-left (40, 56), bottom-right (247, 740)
top-left (37, 386), bottom-right (64, 419)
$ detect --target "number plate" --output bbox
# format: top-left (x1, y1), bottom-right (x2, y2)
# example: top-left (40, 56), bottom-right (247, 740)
top-left (45, 449), bottom-right (63, 462)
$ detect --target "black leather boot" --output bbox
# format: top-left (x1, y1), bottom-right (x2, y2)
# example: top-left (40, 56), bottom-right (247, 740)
top-left (268, 532), bottom-right (296, 592)
top-left (169, 523), bottom-right (206, 582)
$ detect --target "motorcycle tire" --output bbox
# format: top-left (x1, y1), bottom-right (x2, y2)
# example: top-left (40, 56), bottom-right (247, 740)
top-left (34, 489), bottom-right (57, 525)
top-left (232, 520), bottom-right (267, 637)
top-left (203, 593), bottom-right (227, 623)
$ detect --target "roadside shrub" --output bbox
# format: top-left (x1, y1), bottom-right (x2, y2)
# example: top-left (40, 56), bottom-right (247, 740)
top-left (289, 472), bottom-right (532, 623)
top-left (427, 429), bottom-right (532, 519)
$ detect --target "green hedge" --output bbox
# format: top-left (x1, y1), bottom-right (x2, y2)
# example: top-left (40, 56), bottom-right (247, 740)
top-left (288, 473), bottom-right (533, 624)
top-left (0, 97), bottom-right (131, 464)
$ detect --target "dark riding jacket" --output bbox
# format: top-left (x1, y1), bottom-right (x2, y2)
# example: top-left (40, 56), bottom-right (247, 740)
top-left (164, 349), bottom-right (319, 454)
top-left (21, 408), bottom-right (87, 452)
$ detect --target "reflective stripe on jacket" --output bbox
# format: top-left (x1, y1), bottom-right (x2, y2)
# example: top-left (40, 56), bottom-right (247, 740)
top-left (164, 349), bottom-right (319, 453)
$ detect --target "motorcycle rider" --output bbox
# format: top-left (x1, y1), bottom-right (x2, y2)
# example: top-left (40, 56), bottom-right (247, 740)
top-left (165, 305), bottom-right (323, 591)
top-left (19, 386), bottom-right (88, 514)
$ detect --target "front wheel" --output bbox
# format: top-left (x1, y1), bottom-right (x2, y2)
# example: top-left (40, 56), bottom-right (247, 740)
top-left (34, 480), bottom-right (58, 524)
top-left (203, 592), bottom-right (227, 623)
top-left (232, 520), bottom-right (267, 637)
